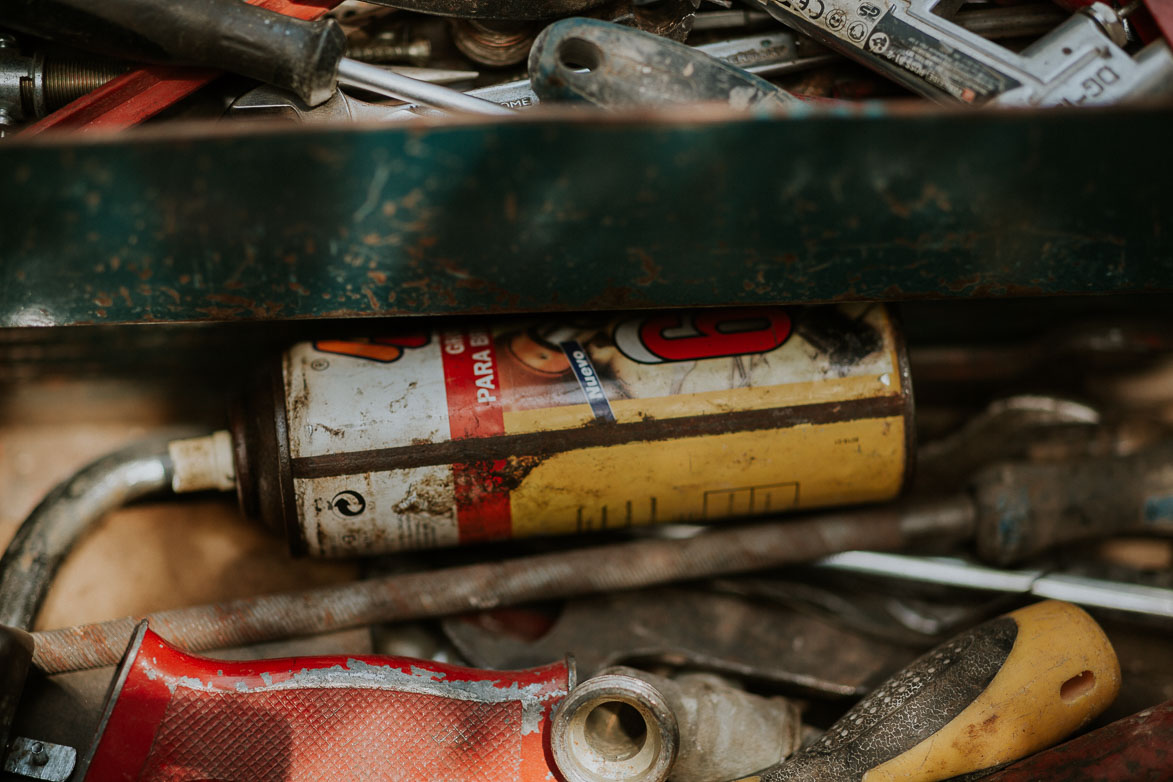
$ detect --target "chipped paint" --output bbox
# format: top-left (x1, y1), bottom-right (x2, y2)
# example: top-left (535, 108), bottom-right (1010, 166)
top-left (1, 107), bottom-right (1170, 327)
top-left (81, 627), bottom-right (571, 780)
top-left (146, 657), bottom-right (561, 735)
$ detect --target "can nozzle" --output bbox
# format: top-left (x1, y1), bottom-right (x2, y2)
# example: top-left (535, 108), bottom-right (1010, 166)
top-left (169, 430), bottom-right (236, 493)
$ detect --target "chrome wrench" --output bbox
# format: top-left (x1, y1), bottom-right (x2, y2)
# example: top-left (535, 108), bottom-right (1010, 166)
top-left (752, 0), bottom-right (1173, 105)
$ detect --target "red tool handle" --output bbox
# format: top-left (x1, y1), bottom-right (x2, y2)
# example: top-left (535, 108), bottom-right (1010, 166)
top-left (82, 624), bottom-right (570, 782)
top-left (983, 699), bottom-right (1173, 781)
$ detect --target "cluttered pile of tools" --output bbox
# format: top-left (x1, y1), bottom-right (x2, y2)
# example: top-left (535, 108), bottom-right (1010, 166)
top-left (1, 0), bottom-right (1172, 781)
top-left (0, 0), bottom-right (1170, 133)
top-left (1, 303), bottom-right (1172, 781)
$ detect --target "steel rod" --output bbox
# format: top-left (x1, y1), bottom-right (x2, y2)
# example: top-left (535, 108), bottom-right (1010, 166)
top-left (336, 57), bottom-right (514, 115)
top-left (30, 498), bottom-right (975, 673)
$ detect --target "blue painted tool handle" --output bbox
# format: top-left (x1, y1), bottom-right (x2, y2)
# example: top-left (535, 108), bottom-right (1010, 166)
top-left (973, 442), bottom-right (1173, 565)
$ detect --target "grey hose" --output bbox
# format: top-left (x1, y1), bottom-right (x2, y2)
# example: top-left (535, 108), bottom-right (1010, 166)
top-left (0, 432), bottom-right (202, 629)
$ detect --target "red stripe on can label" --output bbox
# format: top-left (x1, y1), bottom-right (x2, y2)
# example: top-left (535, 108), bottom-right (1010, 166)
top-left (452, 460), bottom-right (512, 544)
top-left (441, 329), bottom-right (511, 542)
top-left (441, 328), bottom-right (505, 439)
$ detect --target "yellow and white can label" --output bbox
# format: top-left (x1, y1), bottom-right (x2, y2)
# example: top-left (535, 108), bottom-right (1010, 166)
top-left (284, 304), bottom-right (912, 556)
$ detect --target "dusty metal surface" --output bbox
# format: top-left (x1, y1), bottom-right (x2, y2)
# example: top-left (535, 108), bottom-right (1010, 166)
top-left (2, 104), bottom-right (1171, 327)
top-left (2, 736), bottom-right (75, 782)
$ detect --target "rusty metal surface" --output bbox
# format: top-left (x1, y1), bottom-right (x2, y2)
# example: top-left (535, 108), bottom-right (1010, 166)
top-left (442, 588), bottom-right (918, 697)
top-left (27, 499), bottom-right (974, 674)
top-left (2, 104), bottom-right (1172, 327)
top-left (983, 700), bottom-right (1173, 781)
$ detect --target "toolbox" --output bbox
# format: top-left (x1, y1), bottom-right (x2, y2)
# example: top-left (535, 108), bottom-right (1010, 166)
top-left (1, 0), bottom-right (1172, 780)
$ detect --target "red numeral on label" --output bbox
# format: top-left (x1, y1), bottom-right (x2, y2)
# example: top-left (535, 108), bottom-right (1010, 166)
top-left (313, 335), bottom-right (430, 363)
top-left (615, 308), bottom-right (791, 363)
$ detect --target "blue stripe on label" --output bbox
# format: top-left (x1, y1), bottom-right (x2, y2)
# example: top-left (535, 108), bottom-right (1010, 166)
top-left (1143, 495), bottom-right (1173, 529)
top-left (559, 341), bottom-right (616, 423)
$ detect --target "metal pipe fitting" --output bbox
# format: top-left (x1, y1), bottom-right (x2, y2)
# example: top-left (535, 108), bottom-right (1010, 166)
top-left (346, 36), bottom-right (432, 65)
top-left (553, 668), bottom-right (678, 782)
top-left (0, 43), bottom-right (128, 124)
top-left (551, 666), bottom-right (802, 782)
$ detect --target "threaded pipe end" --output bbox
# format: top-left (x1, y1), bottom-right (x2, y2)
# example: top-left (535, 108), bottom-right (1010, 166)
top-left (42, 58), bottom-right (129, 112)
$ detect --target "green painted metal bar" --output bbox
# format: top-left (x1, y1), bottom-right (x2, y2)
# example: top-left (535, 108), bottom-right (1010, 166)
top-left (0, 104), bottom-right (1169, 326)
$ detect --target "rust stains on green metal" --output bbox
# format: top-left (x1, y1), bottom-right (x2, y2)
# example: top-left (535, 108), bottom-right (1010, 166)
top-left (0, 105), bottom-right (1171, 325)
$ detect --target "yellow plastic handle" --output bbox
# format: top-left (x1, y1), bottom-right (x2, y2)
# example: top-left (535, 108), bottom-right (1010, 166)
top-left (755, 600), bottom-right (1120, 782)
top-left (865, 600), bottom-right (1119, 781)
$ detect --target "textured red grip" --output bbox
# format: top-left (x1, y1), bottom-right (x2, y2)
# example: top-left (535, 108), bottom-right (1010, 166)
top-left (82, 626), bottom-right (569, 782)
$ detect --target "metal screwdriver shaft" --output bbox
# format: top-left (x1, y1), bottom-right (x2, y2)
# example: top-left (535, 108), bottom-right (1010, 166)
top-left (337, 58), bottom-right (514, 115)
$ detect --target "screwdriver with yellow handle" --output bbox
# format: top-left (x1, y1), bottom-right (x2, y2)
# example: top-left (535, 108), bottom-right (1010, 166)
top-left (743, 601), bottom-right (1120, 782)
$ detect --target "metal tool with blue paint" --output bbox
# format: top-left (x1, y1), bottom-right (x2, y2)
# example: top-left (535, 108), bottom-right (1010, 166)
top-left (971, 441), bottom-right (1173, 564)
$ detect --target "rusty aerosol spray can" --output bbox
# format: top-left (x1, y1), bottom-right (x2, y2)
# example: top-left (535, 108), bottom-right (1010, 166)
top-left (172, 304), bottom-right (914, 556)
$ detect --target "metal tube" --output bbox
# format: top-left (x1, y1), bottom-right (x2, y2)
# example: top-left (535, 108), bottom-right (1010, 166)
top-left (336, 57), bottom-right (515, 116)
top-left (0, 435), bottom-right (194, 629)
top-left (29, 498), bottom-right (975, 674)
top-left (816, 552), bottom-right (1173, 619)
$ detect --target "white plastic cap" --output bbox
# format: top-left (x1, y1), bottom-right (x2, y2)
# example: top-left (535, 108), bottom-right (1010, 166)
top-left (169, 430), bottom-right (236, 493)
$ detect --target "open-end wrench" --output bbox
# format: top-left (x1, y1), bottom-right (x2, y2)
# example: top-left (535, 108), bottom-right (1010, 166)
top-left (229, 28), bottom-right (834, 121)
